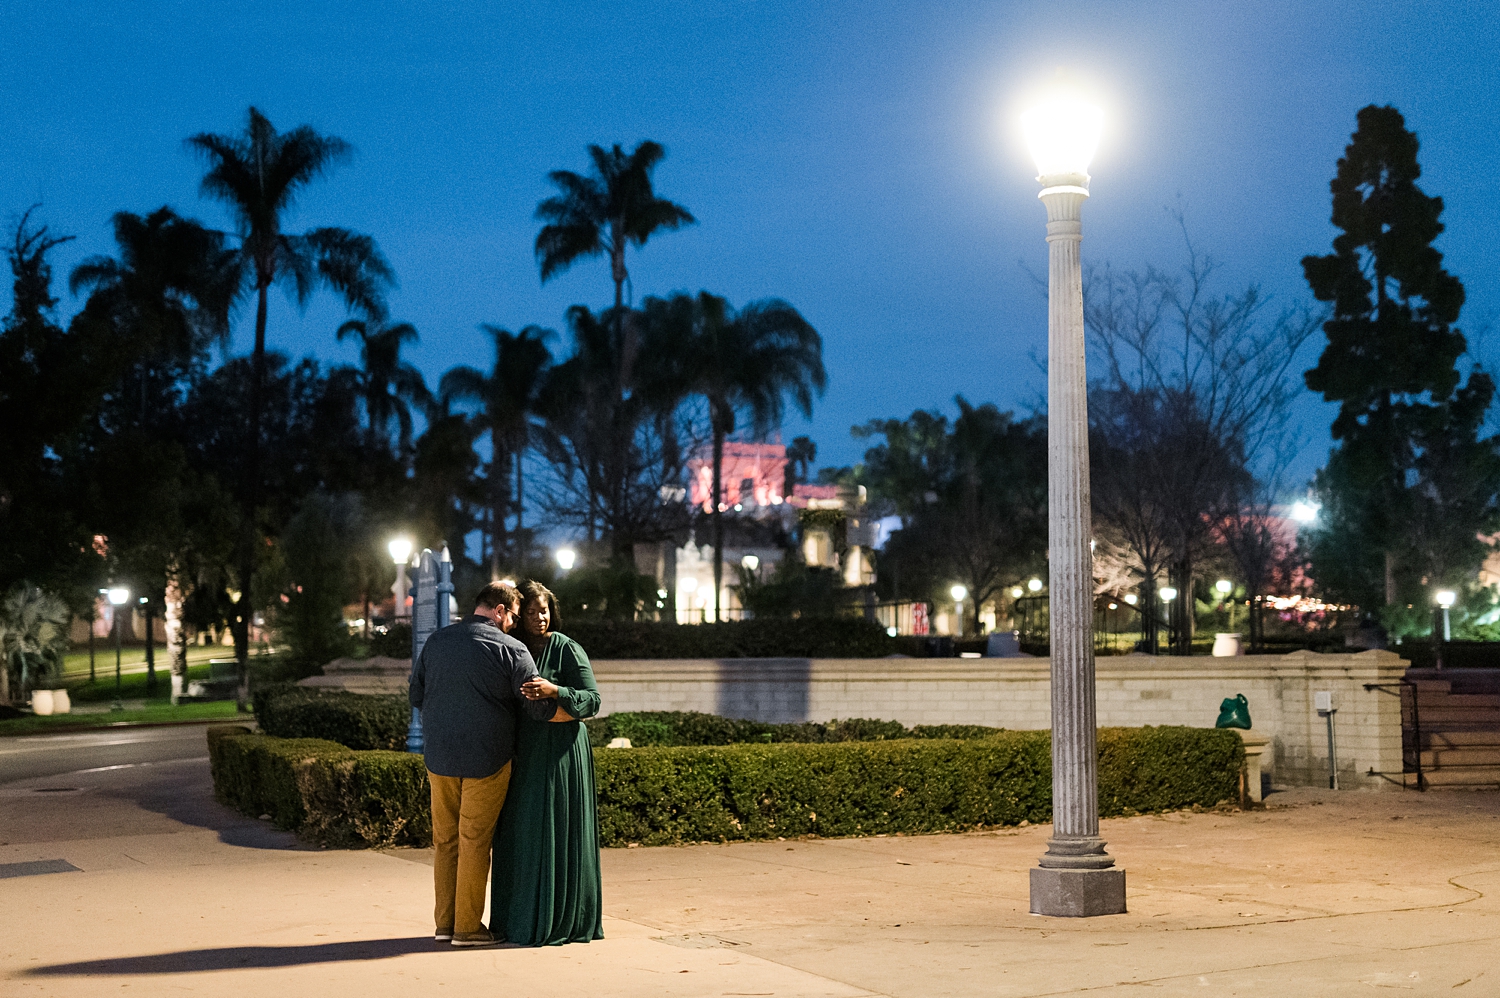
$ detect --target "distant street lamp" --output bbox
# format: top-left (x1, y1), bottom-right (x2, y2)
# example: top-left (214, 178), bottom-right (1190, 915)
top-left (1290, 501), bottom-right (1319, 523)
top-left (1216, 580), bottom-right (1234, 630)
top-left (1436, 590), bottom-right (1456, 664)
top-left (1028, 577), bottom-right (1044, 592)
top-left (1020, 82), bottom-right (1124, 917)
top-left (1123, 593), bottom-right (1137, 606)
top-left (555, 547), bottom-right (577, 572)
top-left (107, 587), bottom-right (130, 711)
top-left (389, 537), bottom-right (413, 621)
top-left (741, 554), bottom-right (760, 573)
top-left (951, 584), bottom-right (968, 637)
top-left (1159, 587), bottom-right (1178, 602)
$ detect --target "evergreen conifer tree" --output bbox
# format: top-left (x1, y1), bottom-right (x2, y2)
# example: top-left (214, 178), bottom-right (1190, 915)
top-left (1303, 105), bottom-right (1499, 623)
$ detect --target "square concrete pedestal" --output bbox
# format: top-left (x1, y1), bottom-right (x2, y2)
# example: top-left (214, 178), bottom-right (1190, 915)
top-left (1030, 867), bottom-right (1127, 917)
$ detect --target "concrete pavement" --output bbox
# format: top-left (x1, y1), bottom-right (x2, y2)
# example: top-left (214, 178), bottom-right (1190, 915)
top-left (2, 726), bottom-right (1497, 996)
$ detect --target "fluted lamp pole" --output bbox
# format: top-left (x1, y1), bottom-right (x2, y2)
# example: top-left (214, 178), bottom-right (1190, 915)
top-left (1022, 91), bottom-right (1126, 917)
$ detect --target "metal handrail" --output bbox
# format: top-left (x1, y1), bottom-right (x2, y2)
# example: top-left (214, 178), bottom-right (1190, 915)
top-left (1363, 678), bottom-right (1425, 791)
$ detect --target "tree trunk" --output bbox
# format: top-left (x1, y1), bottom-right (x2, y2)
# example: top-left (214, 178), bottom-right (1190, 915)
top-left (1141, 572), bottom-right (1158, 654)
top-left (235, 281), bottom-right (270, 712)
top-left (490, 426), bottom-right (508, 580)
top-left (711, 419), bottom-right (725, 624)
top-left (164, 567), bottom-right (186, 702)
top-left (144, 606), bottom-right (156, 697)
top-left (1384, 550), bottom-right (1397, 605)
top-left (515, 443), bottom-right (525, 575)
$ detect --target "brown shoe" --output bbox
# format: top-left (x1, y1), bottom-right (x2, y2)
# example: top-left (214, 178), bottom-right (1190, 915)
top-left (451, 930), bottom-right (498, 948)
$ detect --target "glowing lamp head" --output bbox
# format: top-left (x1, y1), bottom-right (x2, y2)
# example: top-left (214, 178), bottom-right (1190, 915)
top-left (555, 547), bottom-right (577, 571)
top-left (107, 587), bottom-right (130, 606)
top-left (741, 554), bottom-right (760, 572)
top-left (679, 576), bottom-right (698, 594)
top-left (1160, 587), bottom-right (1178, 602)
top-left (387, 537), bottom-right (412, 565)
top-left (1021, 93), bottom-right (1103, 190)
top-left (1011, 587), bottom-right (1024, 599)
top-left (1290, 501), bottom-right (1318, 523)
top-left (1123, 593), bottom-right (1138, 606)
top-left (1436, 590), bottom-right (1457, 609)
top-left (1215, 579), bottom-right (1233, 595)
top-left (1028, 578), bottom-right (1044, 592)
top-left (951, 585), bottom-right (968, 602)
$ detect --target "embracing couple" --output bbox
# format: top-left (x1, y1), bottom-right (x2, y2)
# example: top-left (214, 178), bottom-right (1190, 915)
top-left (408, 579), bottom-right (603, 948)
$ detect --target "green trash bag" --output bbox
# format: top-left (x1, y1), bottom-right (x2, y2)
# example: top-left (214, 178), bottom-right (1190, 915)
top-left (1216, 693), bottom-right (1252, 730)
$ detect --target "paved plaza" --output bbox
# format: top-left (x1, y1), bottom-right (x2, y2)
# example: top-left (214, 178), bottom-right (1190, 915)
top-left (2, 724), bottom-right (1497, 996)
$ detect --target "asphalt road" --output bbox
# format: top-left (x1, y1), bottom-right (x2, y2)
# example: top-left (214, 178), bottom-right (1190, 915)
top-left (0, 724), bottom-right (217, 786)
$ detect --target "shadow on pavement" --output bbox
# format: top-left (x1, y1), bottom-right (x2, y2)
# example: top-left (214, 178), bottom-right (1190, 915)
top-left (25, 937), bottom-right (445, 975)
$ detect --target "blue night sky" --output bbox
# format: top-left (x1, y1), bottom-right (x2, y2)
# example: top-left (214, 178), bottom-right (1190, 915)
top-left (5, 1), bottom-right (1499, 491)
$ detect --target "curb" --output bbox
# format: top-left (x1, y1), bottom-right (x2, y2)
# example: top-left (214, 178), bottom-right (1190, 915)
top-left (0, 717), bottom-right (255, 739)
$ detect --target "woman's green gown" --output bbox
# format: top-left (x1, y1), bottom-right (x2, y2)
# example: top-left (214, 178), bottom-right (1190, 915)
top-left (492, 631), bottom-right (603, 945)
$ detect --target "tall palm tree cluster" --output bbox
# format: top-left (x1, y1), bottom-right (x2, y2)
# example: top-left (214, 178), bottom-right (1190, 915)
top-left (0, 110), bottom-right (826, 702)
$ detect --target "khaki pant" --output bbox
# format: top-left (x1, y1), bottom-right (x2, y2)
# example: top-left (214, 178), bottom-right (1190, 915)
top-left (428, 763), bottom-right (512, 935)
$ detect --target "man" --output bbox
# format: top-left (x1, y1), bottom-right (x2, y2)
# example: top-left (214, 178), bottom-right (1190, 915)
top-left (409, 581), bottom-right (552, 947)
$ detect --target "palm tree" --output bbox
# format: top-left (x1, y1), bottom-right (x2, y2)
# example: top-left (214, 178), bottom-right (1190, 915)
top-left (187, 106), bottom-right (393, 706)
top-left (70, 207), bottom-right (237, 692)
top-left (440, 325), bottom-right (554, 578)
top-left (535, 141), bottom-right (695, 313)
top-left (646, 292), bottom-right (826, 621)
top-left (335, 317), bottom-right (432, 454)
top-left (70, 207), bottom-right (236, 380)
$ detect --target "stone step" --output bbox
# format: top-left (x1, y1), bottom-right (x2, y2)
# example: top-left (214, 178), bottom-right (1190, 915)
top-left (1418, 768), bottom-right (1500, 787)
top-left (1408, 708), bottom-right (1500, 726)
top-left (1423, 729), bottom-right (1500, 747)
top-left (1415, 693), bottom-right (1500, 709)
top-left (1422, 747), bottom-right (1500, 767)
top-left (319, 656), bottom-right (412, 676)
top-left (296, 675), bottom-right (408, 694)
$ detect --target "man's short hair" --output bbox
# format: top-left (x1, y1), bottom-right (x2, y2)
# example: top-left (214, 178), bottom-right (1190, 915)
top-left (475, 581), bottom-right (520, 613)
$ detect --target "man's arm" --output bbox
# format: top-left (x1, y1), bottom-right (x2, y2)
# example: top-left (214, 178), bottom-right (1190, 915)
top-left (409, 642), bottom-right (426, 708)
top-left (510, 647), bottom-right (557, 722)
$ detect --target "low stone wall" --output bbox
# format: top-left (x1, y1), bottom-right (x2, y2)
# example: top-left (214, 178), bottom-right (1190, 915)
top-left (591, 650), bottom-right (1408, 791)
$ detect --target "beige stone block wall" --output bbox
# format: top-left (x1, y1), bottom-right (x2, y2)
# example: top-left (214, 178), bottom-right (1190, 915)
top-left (591, 650), bottom-right (1408, 791)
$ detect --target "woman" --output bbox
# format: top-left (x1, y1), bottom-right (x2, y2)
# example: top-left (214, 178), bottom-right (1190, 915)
top-left (491, 580), bottom-right (604, 945)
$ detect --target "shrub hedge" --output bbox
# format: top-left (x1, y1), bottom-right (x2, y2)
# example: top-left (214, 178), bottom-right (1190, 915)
top-left (208, 725), bottom-right (430, 848)
top-left (252, 683), bottom-right (410, 751)
top-left (561, 617), bottom-right (902, 659)
top-left (207, 724), bottom-right (1242, 849)
top-left (585, 710), bottom-right (1002, 748)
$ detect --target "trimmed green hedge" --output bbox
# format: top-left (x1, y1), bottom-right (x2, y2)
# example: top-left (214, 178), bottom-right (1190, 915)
top-left (252, 683), bottom-right (410, 751)
top-left (561, 617), bottom-right (902, 659)
top-left (585, 710), bottom-right (1002, 748)
top-left (208, 725), bottom-right (429, 848)
top-left (207, 724), bottom-right (1242, 849)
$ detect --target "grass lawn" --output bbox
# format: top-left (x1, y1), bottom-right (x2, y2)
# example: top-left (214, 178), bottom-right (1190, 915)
top-left (0, 700), bottom-right (246, 737)
top-left (58, 642), bottom-right (230, 680)
top-left (58, 661), bottom-right (236, 704)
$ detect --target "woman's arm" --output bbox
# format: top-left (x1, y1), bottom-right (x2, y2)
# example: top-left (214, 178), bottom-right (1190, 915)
top-left (519, 640), bottom-right (601, 721)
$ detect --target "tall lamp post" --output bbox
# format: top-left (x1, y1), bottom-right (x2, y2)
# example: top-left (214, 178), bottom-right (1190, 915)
top-left (107, 587), bottom-right (130, 712)
top-left (951, 585), bottom-right (968, 638)
top-left (1435, 589), bottom-right (1456, 670)
top-left (389, 537), bottom-right (413, 621)
top-left (1021, 88), bottom-right (1126, 917)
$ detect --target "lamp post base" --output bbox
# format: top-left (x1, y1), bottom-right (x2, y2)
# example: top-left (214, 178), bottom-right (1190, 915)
top-left (1030, 866), bottom-right (1127, 917)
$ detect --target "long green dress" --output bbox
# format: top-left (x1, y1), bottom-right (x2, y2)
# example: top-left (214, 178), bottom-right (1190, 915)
top-left (492, 631), bottom-right (603, 945)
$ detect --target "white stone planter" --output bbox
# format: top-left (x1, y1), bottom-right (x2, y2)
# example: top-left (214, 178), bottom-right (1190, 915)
top-left (1212, 633), bottom-right (1243, 657)
top-left (50, 689), bottom-right (70, 713)
top-left (31, 690), bottom-right (54, 715)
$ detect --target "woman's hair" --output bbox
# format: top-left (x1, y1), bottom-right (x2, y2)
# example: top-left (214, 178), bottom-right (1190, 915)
top-left (519, 580), bottom-right (560, 634)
